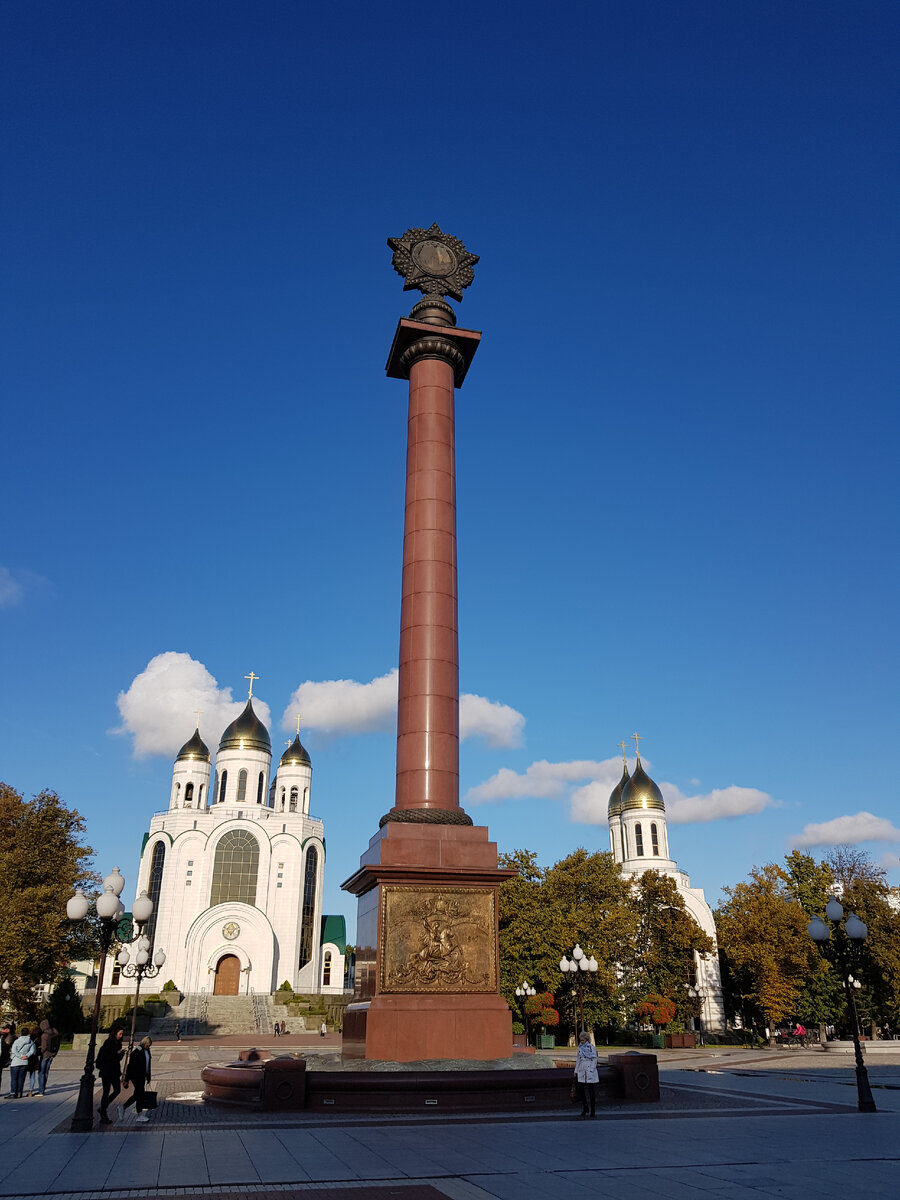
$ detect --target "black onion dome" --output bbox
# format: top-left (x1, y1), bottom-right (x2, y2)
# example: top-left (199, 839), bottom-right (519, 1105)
top-left (280, 734), bottom-right (311, 768)
top-left (218, 698), bottom-right (271, 754)
top-left (621, 759), bottom-right (665, 812)
top-left (607, 762), bottom-right (630, 818)
top-left (176, 727), bottom-right (210, 763)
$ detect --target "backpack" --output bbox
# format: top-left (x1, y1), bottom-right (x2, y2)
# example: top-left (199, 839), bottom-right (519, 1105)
top-left (48, 1029), bottom-right (61, 1055)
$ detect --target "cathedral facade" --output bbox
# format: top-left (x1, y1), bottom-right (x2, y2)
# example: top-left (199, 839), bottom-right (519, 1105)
top-left (103, 696), bottom-right (345, 998)
top-left (607, 752), bottom-right (726, 1032)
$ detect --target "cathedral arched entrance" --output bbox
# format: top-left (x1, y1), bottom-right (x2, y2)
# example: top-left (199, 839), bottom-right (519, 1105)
top-left (213, 953), bottom-right (241, 995)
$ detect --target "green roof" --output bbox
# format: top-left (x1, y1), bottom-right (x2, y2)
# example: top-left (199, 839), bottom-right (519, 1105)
top-left (320, 914), bottom-right (347, 954)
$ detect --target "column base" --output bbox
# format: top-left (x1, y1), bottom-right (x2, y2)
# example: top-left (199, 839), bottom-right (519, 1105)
top-left (342, 993), bottom-right (512, 1062)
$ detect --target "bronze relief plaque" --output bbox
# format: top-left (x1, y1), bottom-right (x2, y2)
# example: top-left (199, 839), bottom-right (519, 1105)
top-left (379, 885), bottom-right (497, 994)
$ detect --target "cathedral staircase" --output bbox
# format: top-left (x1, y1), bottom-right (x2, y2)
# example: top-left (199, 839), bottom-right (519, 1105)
top-left (148, 992), bottom-right (306, 1038)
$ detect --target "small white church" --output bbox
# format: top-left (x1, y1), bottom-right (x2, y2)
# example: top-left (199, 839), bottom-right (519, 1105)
top-left (607, 747), bottom-right (725, 1032)
top-left (103, 689), bottom-right (346, 999)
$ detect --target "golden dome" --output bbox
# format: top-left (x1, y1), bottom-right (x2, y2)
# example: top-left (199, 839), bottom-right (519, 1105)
top-left (621, 759), bottom-right (665, 812)
top-left (607, 762), bottom-right (630, 818)
top-left (218, 699), bottom-right (271, 754)
top-left (175, 727), bottom-right (210, 763)
top-left (280, 734), bottom-right (311, 768)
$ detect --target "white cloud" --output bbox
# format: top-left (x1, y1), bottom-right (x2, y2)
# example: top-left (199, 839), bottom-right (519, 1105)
top-left (468, 758), bottom-right (623, 806)
top-left (283, 671), bottom-right (399, 737)
top-left (459, 694), bottom-right (525, 749)
top-left (664, 784), bottom-right (777, 825)
top-left (0, 567), bottom-right (24, 608)
top-left (467, 757), bottom-right (776, 829)
top-left (115, 652), bottom-right (271, 758)
top-left (788, 811), bottom-right (900, 850)
top-left (282, 669), bottom-right (525, 748)
top-left (879, 851), bottom-right (900, 873)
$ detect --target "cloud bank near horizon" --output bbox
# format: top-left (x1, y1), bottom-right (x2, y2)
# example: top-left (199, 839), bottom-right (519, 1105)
top-left (466, 757), bottom-right (777, 827)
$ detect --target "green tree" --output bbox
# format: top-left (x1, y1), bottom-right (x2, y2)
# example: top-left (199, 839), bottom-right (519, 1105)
top-left (715, 863), bottom-right (811, 1038)
top-left (623, 871), bottom-right (714, 1029)
top-left (542, 848), bottom-right (636, 1032)
top-left (783, 851), bottom-right (842, 1027)
top-left (0, 783), bottom-right (96, 1020)
top-left (824, 848), bottom-right (900, 1033)
top-left (47, 976), bottom-right (86, 1038)
top-left (498, 849), bottom-right (550, 1008)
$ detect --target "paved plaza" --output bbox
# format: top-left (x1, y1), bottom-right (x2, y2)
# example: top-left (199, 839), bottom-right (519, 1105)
top-left (1, 1039), bottom-right (898, 1200)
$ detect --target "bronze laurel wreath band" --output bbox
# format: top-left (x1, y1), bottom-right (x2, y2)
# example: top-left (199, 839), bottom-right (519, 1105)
top-left (379, 806), bottom-right (474, 828)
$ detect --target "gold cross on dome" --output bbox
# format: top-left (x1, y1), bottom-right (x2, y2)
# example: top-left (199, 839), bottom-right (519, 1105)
top-left (284, 740), bottom-right (293, 750)
top-left (244, 671), bottom-right (259, 699)
top-left (295, 714), bottom-right (303, 736)
top-left (618, 740), bottom-right (627, 765)
top-left (632, 731), bottom-right (643, 760)
top-left (194, 709), bottom-right (204, 730)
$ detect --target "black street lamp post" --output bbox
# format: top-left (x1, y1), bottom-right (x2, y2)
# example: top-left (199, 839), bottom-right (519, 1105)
top-left (514, 979), bottom-right (536, 1044)
top-left (116, 889), bottom-right (166, 1055)
top-left (66, 868), bottom-right (130, 1132)
top-left (560, 945), bottom-right (598, 1035)
top-left (808, 897), bottom-right (876, 1113)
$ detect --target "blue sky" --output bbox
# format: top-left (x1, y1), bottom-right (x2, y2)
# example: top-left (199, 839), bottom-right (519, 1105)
top-left (2, 1), bottom-right (898, 938)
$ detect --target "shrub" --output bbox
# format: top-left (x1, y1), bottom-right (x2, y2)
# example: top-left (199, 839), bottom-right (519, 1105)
top-left (162, 980), bottom-right (177, 992)
top-left (279, 980), bottom-right (293, 991)
top-left (512, 1021), bottom-right (525, 1035)
top-left (634, 994), bottom-right (677, 1029)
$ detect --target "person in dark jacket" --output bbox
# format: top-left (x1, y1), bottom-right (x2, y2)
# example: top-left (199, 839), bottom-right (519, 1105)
top-left (37, 1019), bottom-right (59, 1095)
top-left (122, 1036), bottom-right (153, 1122)
top-left (0, 1023), bottom-right (13, 1095)
top-left (96, 1027), bottom-right (125, 1123)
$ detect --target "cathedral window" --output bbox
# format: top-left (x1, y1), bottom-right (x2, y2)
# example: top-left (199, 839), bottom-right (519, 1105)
top-left (198, 785), bottom-right (204, 807)
top-left (651, 823), bottom-right (659, 855)
top-left (298, 846), bottom-right (318, 969)
top-left (303, 786), bottom-right (309, 812)
top-left (323, 951), bottom-right (332, 987)
top-left (257, 772), bottom-right (264, 804)
top-left (219, 770), bottom-right (228, 803)
top-left (213, 771), bottom-right (218, 802)
top-left (111, 963), bottom-right (121, 986)
top-left (145, 842), bottom-right (166, 945)
top-left (290, 787), bottom-right (298, 812)
top-left (635, 823), bottom-right (644, 856)
top-left (210, 830), bottom-right (260, 907)
top-left (237, 769), bottom-right (248, 803)
top-left (184, 783), bottom-right (194, 808)
top-left (622, 827), bottom-right (628, 858)
top-left (280, 787), bottom-right (285, 811)
top-left (174, 783), bottom-right (181, 805)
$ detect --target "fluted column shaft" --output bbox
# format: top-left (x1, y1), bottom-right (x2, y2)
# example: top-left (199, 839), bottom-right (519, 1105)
top-left (394, 354), bottom-right (460, 812)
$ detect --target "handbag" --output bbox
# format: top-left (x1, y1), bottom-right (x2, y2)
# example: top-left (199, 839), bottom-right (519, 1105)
top-left (570, 1082), bottom-right (579, 1103)
top-left (142, 1090), bottom-right (158, 1110)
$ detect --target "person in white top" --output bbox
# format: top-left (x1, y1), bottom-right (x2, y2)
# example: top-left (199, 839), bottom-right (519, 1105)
top-left (573, 1031), bottom-right (599, 1118)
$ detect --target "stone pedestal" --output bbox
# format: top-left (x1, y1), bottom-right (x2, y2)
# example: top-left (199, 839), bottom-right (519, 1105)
top-left (342, 821), bottom-right (514, 1061)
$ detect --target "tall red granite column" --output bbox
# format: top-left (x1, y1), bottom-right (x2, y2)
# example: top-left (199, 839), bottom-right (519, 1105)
top-left (395, 350), bottom-right (461, 816)
top-left (342, 227), bottom-right (514, 1062)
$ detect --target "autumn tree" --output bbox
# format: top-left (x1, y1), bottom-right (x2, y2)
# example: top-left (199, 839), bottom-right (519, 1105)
top-left (715, 863), bottom-right (811, 1037)
top-left (0, 783), bottom-right (96, 1020)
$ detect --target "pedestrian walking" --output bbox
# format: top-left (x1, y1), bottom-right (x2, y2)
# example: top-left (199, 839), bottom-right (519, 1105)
top-left (274, 1021), bottom-right (280, 1037)
top-left (122, 1036), bottom-right (153, 1122)
top-left (26, 1032), bottom-right (41, 1096)
top-left (573, 1031), bottom-right (599, 1118)
top-left (96, 1027), bottom-right (125, 1124)
top-left (37, 1019), bottom-right (60, 1094)
top-left (8, 1027), bottom-right (35, 1098)
top-left (320, 1020), bottom-right (327, 1038)
top-left (280, 1020), bottom-right (286, 1036)
top-left (174, 1021), bottom-right (181, 1042)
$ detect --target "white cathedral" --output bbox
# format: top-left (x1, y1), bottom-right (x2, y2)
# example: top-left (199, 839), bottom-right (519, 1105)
top-left (103, 693), bottom-right (346, 998)
top-left (607, 748), bottom-right (726, 1032)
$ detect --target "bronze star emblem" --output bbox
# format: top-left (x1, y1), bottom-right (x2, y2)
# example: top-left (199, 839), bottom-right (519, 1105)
top-left (387, 224), bottom-right (479, 302)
